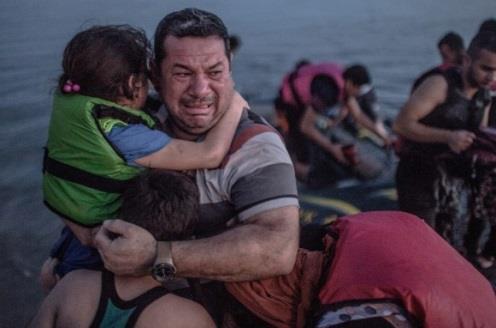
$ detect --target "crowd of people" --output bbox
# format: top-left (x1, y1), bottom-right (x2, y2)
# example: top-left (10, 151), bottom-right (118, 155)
top-left (274, 20), bottom-right (496, 271)
top-left (29, 8), bottom-right (496, 328)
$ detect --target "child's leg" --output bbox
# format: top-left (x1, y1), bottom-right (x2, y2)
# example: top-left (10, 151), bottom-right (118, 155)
top-left (40, 226), bottom-right (103, 291)
top-left (53, 226), bottom-right (103, 276)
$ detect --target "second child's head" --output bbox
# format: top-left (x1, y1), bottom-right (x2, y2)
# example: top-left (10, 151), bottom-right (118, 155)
top-left (117, 170), bottom-right (199, 241)
top-left (58, 25), bottom-right (151, 109)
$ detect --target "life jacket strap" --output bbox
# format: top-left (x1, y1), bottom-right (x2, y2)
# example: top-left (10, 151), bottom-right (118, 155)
top-left (93, 104), bottom-right (152, 126)
top-left (43, 148), bottom-right (131, 194)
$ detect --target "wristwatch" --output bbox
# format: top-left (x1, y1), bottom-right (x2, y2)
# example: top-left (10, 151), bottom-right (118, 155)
top-left (151, 241), bottom-right (176, 283)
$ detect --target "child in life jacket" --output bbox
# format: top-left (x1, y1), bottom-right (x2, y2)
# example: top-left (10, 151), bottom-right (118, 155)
top-left (41, 25), bottom-right (245, 290)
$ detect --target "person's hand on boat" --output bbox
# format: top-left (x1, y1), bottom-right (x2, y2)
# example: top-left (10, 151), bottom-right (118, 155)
top-left (447, 130), bottom-right (476, 154)
top-left (94, 219), bottom-right (157, 276)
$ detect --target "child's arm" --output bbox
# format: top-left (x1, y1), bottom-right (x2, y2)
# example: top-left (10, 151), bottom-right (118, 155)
top-left (346, 96), bottom-right (390, 144)
top-left (135, 91), bottom-right (246, 170)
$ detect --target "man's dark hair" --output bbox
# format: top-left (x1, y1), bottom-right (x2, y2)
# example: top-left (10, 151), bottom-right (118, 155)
top-left (343, 64), bottom-right (371, 86)
top-left (438, 32), bottom-right (465, 52)
top-left (154, 8), bottom-right (230, 65)
top-left (118, 170), bottom-right (199, 241)
top-left (478, 18), bottom-right (496, 34)
top-left (467, 31), bottom-right (496, 59)
top-left (59, 25), bottom-right (151, 102)
top-left (310, 74), bottom-right (340, 109)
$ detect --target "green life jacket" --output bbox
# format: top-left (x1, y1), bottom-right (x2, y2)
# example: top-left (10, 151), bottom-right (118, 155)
top-left (43, 93), bottom-right (157, 227)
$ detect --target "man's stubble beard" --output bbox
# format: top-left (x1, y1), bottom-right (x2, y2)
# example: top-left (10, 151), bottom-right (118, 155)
top-left (466, 66), bottom-right (481, 89)
top-left (167, 88), bottom-right (235, 141)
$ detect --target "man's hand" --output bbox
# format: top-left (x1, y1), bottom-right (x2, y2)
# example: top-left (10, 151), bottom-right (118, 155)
top-left (94, 219), bottom-right (157, 276)
top-left (447, 130), bottom-right (476, 153)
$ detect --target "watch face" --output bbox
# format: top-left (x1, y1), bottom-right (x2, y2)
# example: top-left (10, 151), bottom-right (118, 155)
top-left (152, 263), bottom-right (176, 283)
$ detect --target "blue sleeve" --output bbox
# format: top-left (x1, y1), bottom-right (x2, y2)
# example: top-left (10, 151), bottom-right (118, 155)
top-left (106, 124), bottom-right (172, 166)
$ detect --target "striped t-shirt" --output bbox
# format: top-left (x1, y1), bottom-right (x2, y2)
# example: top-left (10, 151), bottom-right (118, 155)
top-left (194, 110), bottom-right (299, 235)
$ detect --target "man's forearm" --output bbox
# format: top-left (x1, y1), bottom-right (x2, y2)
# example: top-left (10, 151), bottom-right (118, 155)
top-left (166, 206), bottom-right (299, 281)
top-left (394, 120), bottom-right (452, 144)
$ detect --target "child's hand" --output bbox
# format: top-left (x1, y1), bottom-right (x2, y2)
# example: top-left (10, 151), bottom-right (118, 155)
top-left (39, 257), bottom-right (60, 294)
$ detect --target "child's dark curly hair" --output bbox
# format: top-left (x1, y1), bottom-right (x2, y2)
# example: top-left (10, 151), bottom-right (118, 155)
top-left (118, 170), bottom-right (199, 241)
top-left (58, 25), bottom-right (151, 102)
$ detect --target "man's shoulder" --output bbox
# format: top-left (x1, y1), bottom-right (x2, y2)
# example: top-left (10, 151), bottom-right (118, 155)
top-left (413, 73), bottom-right (450, 101)
top-left (232, 110), bottom-right (283, 150)
top-left (218, 110), bottom-right (289, 168)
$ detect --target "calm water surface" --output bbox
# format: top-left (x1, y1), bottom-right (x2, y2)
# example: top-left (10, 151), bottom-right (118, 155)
top-left (0, 0), bottom-right (494, 325)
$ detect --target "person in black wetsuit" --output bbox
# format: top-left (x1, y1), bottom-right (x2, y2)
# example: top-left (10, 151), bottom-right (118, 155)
top-left (393, 31), bottom-right (496, 255)
top-left (29, 170), bottom-right (215, 328)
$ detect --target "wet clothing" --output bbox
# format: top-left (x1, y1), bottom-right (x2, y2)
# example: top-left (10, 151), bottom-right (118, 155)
top-left (464, 129), bottom-right (496, 259)
top-left (43, 93), bottom-right (158, 227)
top-left (90, 270), bottom-right (168, 328)
top-left (227, 211), bottom-right (496, 328)
top-left (396, 68), bottom-right (485, 232)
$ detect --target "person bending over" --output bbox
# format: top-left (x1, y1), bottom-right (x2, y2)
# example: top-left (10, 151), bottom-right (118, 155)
top-left (274, 61), bottom-right (389, 187)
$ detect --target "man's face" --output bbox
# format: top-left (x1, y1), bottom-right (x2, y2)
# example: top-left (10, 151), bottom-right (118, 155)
top-left (439, 44), bottom-right (458, 65)
top-left (156, 35), bottom-right (234, 138)
top-left (467, 48), bottom-right (496, 89)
